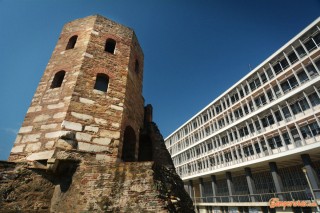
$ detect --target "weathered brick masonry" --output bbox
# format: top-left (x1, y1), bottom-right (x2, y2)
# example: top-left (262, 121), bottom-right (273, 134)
top-left (1, 15), bottom-right (194, 212)
top-left (9, 15), bottom-right (145, 163)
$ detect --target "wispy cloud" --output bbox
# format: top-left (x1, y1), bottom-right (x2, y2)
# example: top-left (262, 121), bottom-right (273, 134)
top-left (2, 128), bottom-right (18, 135)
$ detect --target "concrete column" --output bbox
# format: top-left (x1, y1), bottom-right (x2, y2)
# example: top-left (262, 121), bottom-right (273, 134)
top-left (245, 99), bottom-right (252, 113)
top-left (251, 118), bottom-right (258, 133)
top-left (235, 145), bottom-right (241, 160)
top-left (230, 147), bottom-right (235, 162)
top-left (294, 122), bottom-right (306, 145)
top-left (239, 143), bottom-right (246, 161)
top-left (286, 101), bottom-right (295, 120)
top-left (277, 129), bottom-right (288, 151)
top-left (257, 139), bottom-right (264, 157)
top-left (211, 175), bottom-right (218, 202)
top-left (250, 141), bottom-right (258, 156)
top-left (301, 154), bottom-right (320, 198)
top-left (269, 83), bottom-right (277, 100)
top-left (263, 88), bottom-right (270, 104)
top-left (199, 178), bottom-right (205, 202)
top-left (245, 167), bottom-right (257, 202)
top-left (189, 180), bottom-right (194, 200)
top-left (226, 172), bottom-right (236, 202)
top-left (285, 125), bottom-right (296, 148)
top-left (227, 131), bottom-right (231, 144)
top-left (262, 135), bottom-right (272, 155)
top-left (269, 162), bottom-right (284, 199)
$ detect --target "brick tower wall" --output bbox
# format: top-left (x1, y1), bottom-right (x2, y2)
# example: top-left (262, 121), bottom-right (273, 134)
top-left (9, 15), bottom-right (145, 163)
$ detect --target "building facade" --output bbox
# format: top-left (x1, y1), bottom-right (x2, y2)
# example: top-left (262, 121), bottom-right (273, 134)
top-left (165, 17), bottom-right (320, 212)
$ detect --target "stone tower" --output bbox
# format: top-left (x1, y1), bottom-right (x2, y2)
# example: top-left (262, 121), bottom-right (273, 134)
top-left (2, 15), bottom-right (194, 212)
top-left (9, 15), bottom-right (144, 164)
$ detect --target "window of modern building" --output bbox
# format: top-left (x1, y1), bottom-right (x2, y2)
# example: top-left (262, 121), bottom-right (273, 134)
top-left (273, 85), bottom-right (282, 98)
top-left (216, 105), bottom-right (222, 113)
top-left (243, 104), bottom-right (249, 114)
top-left (313, 33), bottom-right (320, 46)
top-left (265, 68), bottom-right (274, 80)
top-left (297, 69), bottom-right (309, 83)
top-left (282, 106), bottom-right (291, 119)
top-left (239, 89), bottom-right (245, 98)
top-left (50, 70), bottom-right (65, 88)
top-left (261, 117), bottom-right (268, 128)
top-left (280, 81), bottom-right (290, 93)
top-left (295, 46), bottom-right (307, 58)
top-left (308, 92), bottom-right (320, 106)
top-left (66, 35), bottom-right (78, 50)
top-left (266, 89), bottom-right (274, 102)
top-left (105, 38), bottom-right (116, 54)
top-left (300, 125), bottom-right (312, 139)
top-left (193, 121), bottom-right (197, 129)
top-left (304, 38), bottom-right (317, 53)
top-left (309, 122), bottom-right (320, 136)
top-left (316, 59), bottom-right (320, 70)
top-left (288, 75), bottom-right (299, 88)
top-left (94, 73), bottom-right (109, 92)
top-left (275, 136), bottom-right (283, 147)
top-left (222, 101), bottom-right (226, 109)
top-left (280, 58), bottom-right (289, 70)
top-left (260, 72), bottom-right (268, 83)
top-left (290, 127), bottom-right (301, 145)
top-left (290, 102), bottom-right (302, 115)
top-left (298, 98), bottom-right (310, 111)
top-left (255, 94), bottom-right (267, 107)
top-left (267, 114), bottom-right (275, 126)
top-left (280, 75), bottom-right (298, 94)
top-left (244, 84), bottom-right (249, 94)
top-left (254, 142), bottom-right (261, 153)
top-left (255, 120), bottom-right (261, 131)
top-left (305, 63), bottom-right (318, 77)
top-left (274, 110), bottom-right (283, 122)
top-left (267, 138), bottom-right (275, 149)
top-left (288, 51), bottom-right (299, 64)
top-left (249, 123), bottom-right (255, 133)
top-left (273, 62), bottom-right (282, 75)
top-left (282, 132), bottom-right (291, 145)
top-left (249, 76), bottom-right (261, 91)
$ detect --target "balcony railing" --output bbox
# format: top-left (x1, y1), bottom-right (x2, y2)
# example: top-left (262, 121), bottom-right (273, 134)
top-left (193, 190), bottom-right (313, 203)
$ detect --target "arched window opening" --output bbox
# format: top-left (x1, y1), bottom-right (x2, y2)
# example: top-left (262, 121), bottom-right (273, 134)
top-left (66, 35), bottom-right (78, 50)
top-left (94, 73), bottom-right (109, 92)
top-left (50, 71), bottom-right (65, 88)
top-left (105, 38), bottom-right (116, 54)
top-left (135, 60), bottom-right (139, 74)
top-left (121, 126), bottom-right (136, 162)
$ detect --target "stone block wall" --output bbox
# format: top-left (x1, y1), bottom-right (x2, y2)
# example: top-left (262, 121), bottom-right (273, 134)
top-left (1, 152), bottom-right (194, 212)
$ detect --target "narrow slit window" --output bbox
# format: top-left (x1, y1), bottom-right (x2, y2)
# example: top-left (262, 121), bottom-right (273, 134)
top-left (51, 71), bottom-right (65, 88)
top-left (66, 35), bottom-right (78, 50)
top-left (135, 60), bottom-right (139, 74)
top-left (105, 38), bottom-right (116, 54)
top-left (94, 73), bottom-right (109, 92)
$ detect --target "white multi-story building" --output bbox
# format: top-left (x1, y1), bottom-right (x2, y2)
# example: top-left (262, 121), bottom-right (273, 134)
top-left (165, 17), bottom-right (320, 213)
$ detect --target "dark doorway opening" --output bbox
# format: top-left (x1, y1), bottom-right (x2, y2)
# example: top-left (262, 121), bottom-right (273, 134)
top-left (138, 133), bottom-right (152, 161)
top-left (121, 126), bottom-right (136, 162)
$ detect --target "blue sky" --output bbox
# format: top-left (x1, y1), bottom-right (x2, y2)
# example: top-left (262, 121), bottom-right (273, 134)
top-left (0, 0), bottom-right (319, 160)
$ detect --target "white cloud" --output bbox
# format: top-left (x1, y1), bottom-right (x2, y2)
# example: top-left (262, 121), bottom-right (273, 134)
top-left (2, 128), bottom-right (18, 135)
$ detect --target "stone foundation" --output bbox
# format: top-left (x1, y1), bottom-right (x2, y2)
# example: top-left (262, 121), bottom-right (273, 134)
top-left (0, 155), bottom-right (194, 212)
